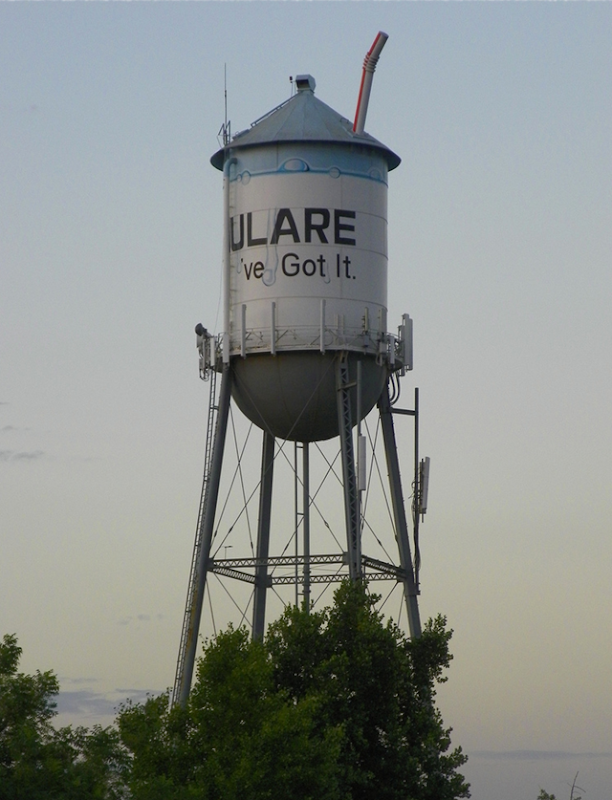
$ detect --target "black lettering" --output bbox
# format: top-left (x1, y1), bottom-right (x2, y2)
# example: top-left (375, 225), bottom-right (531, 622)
top-left (247, 213), bottom-right (267, 247)
top-left (317, 254), bottom-right (327, 277)
top-left (230, 214), bottom-right (244, 252)
top-left (253, 262), bottom-right (264, 279)
top-left (243, 260), bottom-right (253, 279)
top-left (282, 253), bottom-right (300, 276)
top-left (271, 208), bottom-right (300, 244)
top-left (336, 253), bottom-right (341, 278)
top-left (305, 208), bottom-right (330, 243)
top-left (334, 210), bottom-right (356, 246)
top-left (302, 258), bottom-right (316, 276)
top-left (343, 256), bottom-right (352, 278)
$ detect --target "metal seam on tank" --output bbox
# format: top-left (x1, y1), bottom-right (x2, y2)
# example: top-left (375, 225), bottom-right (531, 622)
top-left (232, 294), bottom-right (386, 304)
top-left (229, 146), bottom-right (375, 163)
top-left (231, 167), bottom-right (388, 185)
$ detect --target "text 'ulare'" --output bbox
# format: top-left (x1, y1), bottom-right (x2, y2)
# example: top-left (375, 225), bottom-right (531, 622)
top-left (230, 208), bottom-right (356, 252)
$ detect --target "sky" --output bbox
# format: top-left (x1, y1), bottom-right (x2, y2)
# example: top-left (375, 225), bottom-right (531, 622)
top-left (1, 3), bottom-right (611, 799)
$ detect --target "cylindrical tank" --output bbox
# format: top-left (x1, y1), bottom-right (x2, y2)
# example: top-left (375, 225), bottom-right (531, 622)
top-left (211, 74), bottom-right (401, 442)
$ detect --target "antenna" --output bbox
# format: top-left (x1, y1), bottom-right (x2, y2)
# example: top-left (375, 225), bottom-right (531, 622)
top-left (419, 457), bottom-right (430, 520)
top-left (218, 64), bottom-right (231, 147)
top-left (224, 64), bottom-right (228, 144)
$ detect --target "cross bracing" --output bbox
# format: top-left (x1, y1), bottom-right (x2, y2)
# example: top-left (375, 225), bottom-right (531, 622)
top-left (173, 354), bottom-right (424, 708)
top-left (209, 553), bottom-right (407, 585)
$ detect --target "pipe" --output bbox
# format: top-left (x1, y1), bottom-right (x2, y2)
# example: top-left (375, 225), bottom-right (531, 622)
top-left (353, 31), bottom-right (389, 135)
top-left (222, 159), bottom-right (236, 364)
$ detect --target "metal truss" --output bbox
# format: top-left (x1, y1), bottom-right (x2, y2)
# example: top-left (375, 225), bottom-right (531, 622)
top-left (209, 552), bottom-right (406, 586)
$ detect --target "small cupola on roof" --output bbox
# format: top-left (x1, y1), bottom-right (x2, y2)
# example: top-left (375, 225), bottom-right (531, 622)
top-left (295, 74), bottom-right (316, 93)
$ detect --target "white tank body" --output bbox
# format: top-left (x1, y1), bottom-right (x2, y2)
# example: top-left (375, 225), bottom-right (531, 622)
top-left (227, 144), bottom-right (388, 358)
top-left (210, 76), bottom-right (402, 442)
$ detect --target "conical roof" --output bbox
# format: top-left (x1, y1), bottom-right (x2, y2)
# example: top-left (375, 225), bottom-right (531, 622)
top-left (210, 77), bottom-right (400, 171)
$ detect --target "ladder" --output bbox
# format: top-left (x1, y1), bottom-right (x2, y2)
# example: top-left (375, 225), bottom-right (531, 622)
top-left (172, 366), bottom-right (220, 707)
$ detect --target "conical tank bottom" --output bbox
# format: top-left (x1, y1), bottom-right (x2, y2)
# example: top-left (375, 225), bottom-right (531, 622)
top-left (231, 351), bottom-right (387, 443)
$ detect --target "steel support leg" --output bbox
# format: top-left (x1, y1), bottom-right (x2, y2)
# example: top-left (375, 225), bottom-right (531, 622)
top-left (336, 353), bottom-right (361, 580)
top-left (378, 383), bottom-right (422, 638)
top-left (177, 365), bottom-right (232, 705)
top-left (252, 431), bottom-right (275, 640)
top-left (302, 442), bottom-right (311, 610)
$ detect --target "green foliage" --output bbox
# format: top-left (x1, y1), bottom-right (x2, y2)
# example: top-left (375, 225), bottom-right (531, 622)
top-left (0, 633), bottom-right (126, 800)
top-left (117, 581), bottom-right (469, 800)
top-left (267, 581), bottom-right (469, 800)
top-left (2, 583), bottom-right (469, 800)
top-left (118, 627), bottom-right (342, 800)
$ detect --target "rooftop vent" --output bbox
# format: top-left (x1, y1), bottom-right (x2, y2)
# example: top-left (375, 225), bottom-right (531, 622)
top-left (295, 74), bottom-right (316, 93)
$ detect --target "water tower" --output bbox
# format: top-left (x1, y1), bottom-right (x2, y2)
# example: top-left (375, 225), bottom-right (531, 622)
top-left (173, 34), bottom-right (429, 707)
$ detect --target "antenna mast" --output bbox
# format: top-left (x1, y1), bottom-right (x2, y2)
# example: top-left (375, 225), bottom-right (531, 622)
top-left (219, 64), bottom-right (231, 147)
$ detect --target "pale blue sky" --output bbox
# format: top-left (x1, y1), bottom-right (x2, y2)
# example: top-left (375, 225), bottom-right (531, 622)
top-left (2, 4), bottom-right (611, 799)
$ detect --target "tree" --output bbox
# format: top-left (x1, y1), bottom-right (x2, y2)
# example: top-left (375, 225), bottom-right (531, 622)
top-left (118, 627), bottom-right (343, 800)
top-left (538, 772), bottom-right (584, 800)
top-left (266, 581), bottom-right (469, 800)
top-left (0, 633), bottom-right (126, 800)
top-left (117, 581), bottom-right (469, 800)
